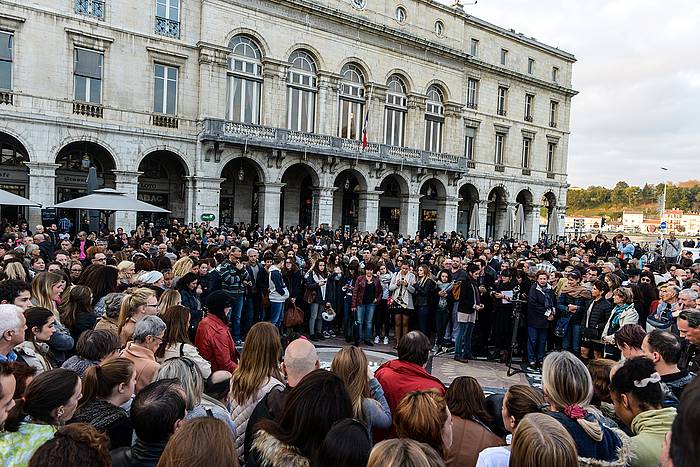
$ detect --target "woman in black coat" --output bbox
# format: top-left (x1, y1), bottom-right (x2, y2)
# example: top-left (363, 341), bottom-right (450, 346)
top-left (527, 270), bottom-right (556, 370)
top-left (580, 280), bottom-right (613, 360)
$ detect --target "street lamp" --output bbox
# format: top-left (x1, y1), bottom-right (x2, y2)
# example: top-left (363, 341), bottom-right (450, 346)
top-left (660, 167), bottom-right (668, 241)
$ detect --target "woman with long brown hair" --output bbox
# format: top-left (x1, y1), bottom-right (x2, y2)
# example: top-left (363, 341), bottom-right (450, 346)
top-left (444, 376), bottom-right (503, 467)
top-left (59, 285), bottom-right (96, 340)
top-left (158, 417), bottom-right (239, 467)
top-left (70, 357), bottom-right (135, 449)
top-left (30, 272), bottom-right (73, 365)
top-left (394, 390), bottom-right (453, 460)
top-left (229, 321), bottom-right (284, 458)
top-left (155, 305), bottom-right (211, 379)
top-left (331, 346), bottom-right (392, 441)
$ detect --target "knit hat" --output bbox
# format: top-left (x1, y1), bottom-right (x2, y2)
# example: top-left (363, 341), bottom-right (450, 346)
top-left (139, 270), bottom-right (164, 284)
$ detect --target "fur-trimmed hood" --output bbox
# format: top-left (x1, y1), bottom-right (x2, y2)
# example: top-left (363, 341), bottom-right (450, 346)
top-left (250, 429), bottom-right (310, 467)
top-left (578, 427), bottom-right (632, 467)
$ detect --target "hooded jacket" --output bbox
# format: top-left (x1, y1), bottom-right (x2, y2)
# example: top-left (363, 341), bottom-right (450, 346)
top-left (629, 407), bottom-right (676, 467)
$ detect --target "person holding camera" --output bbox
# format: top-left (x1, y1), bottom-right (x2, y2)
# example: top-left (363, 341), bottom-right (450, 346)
top-left (389, 262), bottom-right (415, 348)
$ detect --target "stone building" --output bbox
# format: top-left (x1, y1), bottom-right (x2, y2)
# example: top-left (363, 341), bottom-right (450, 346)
top-left (0, 0), bottom-right (576, 241)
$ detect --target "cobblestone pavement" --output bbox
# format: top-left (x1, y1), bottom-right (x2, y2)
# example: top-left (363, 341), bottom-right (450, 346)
top-left (317, 337), bottom-right (530, 394)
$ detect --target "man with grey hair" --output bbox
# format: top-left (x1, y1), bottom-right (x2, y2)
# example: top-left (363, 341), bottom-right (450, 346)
top-left (243, 338), bottom-right (320, 459)
top-left (0, 304), bottom-right (25, 362)
top-left (121, 315), bottom-right (166, 393)
top-left (244, 247), bottom-right (265, 334)
top-left (33, 233), bottom-right (54, 263)
top-left (678, 289), bottom-right (699, 315)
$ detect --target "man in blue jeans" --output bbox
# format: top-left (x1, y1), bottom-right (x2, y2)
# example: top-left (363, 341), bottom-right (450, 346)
top-left (210, 246), bottom-right (249, 346)
top-left (455, 262), bottom-right (483, 363)
top-left (352, 264), bottom-right (382, 346)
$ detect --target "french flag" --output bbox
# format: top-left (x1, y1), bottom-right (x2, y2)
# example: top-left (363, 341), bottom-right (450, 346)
top-left (361, 111), bottom-right (369, 149)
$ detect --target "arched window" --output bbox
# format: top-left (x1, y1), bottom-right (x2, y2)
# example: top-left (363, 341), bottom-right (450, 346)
top-left (338, 63), bottom-right (365, 140)
top-left (425, 85), bottom-right (444, 153)
top-left (227, 35), bottom-right (263, 124)
top-left (384, 75), bottom-right (407, 147)
top-left (287, 50), bottom-right (317, 132)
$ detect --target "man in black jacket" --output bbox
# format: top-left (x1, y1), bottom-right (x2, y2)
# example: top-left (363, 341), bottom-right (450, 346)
top-left (111, 379), bottom-right (187, 467)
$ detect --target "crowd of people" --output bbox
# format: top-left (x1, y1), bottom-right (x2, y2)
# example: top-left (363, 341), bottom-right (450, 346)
top-left (0, 219), bottom-right (698, 466)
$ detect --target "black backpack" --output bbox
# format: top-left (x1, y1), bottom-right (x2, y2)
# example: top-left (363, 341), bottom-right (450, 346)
top-left (632, 245), bottom-right (644, 259)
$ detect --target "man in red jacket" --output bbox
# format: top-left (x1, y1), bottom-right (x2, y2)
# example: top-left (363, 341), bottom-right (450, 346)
top-left (375, 331), bottom-right (446, 438)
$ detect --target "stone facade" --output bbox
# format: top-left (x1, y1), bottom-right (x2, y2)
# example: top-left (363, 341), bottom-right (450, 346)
top-left (0, 0), bottom-right (575, 242)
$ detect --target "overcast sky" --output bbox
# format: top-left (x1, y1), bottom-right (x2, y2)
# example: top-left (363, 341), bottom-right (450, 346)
top-left (439, 0), bottom-right (700, 188)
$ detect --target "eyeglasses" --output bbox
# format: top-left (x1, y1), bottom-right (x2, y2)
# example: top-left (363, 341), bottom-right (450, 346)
top-left (641, 278), bottom-right (651, 283)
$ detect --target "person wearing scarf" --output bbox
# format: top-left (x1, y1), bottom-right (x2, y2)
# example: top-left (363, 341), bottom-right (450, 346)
top-left (558, 270), bottom-right (592, 358)
top-left (602, 287), bottom-right (639, 358)
top-left (527, 270), bottom-right (556, 370)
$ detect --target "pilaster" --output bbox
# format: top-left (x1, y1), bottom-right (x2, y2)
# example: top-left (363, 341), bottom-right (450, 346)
top-left (357, 190), bottom-right (382, 233)
top-left (257, 182), bottom-right (285, 229)
top-left (192, 177), bottom-right (225, 227)
top-left (25, 162), bottom-right (60, 228)
top-left (312, 186), bottom-right (337, 227)
top-left (261, 58), bottom-right (289, 129)
top-left (438, 196), bottom-right (460, 234)
top-left (113, 170), bottom-right (143, 230)
top-left (400, 193), bottom-right (421, 238)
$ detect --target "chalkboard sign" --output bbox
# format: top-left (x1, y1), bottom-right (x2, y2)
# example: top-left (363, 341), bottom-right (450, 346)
top-left (41, 208), bottom-right (57, 225)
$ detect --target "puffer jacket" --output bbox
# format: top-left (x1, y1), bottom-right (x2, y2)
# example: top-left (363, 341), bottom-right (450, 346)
top-left (231, 376), bottom-right (284, 459)
top-left (248, 429), bottom-right (310, 467)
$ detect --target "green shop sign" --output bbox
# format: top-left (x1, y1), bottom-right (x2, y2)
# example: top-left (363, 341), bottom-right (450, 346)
top-left (200, 213), bottom-right (216, 222)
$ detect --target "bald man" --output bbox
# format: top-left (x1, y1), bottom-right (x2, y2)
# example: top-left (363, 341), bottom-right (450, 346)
top-left (244, 338), bottom-right (319, 459)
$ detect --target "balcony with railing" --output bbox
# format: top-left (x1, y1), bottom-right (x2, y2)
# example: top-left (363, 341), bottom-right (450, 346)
top-left (549, 121), bottom-right (557, 128)
top-left (155, 17), bottom-right (180, 39)
top-left (524, 115), bottom-right (533, 122)
top-left (522, 168), bottom-right (531, 176)
top-left (466, 102), bottom-right (478, 110)
top-left (201, 119), bottom-right (467, 172)
top-left (0, 91), bottom-right (12, 105)
top-left (494, 164), bottom-right (505, 172)
top-left (547, 171), bottom-right (555, 179)
top-left (75, 0), bottom-right (105, 19)
top-left (497, 108), bottom-right (507, 117)
top-left (73, 102), bottom-right (103, 118)
top-left (152, 114), bottom-right (179, 128)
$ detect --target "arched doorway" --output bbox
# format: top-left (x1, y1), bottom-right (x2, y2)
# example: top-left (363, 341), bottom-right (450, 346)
top-left (457, 183), bottom-right (479, 237)
top-left (333, 170), bottom-right (365, 232)
top-left (486, 187), bottom-right (507, 240)
top-left (220, 158), bottom-right (262, 226)
top-left (137, 151), bottom-right (189, 228)
top-left (0, 132), bottom-right (30, 224)
top-left (55, 141), bottom-right (116, 233)
top-left (378, 174), bottom-right (406, 233)
top-left (419, 178), bottom-right (446, 236)
top-left (515, 189), bottom-right (534, 240)
top-left (280, 164), bottom-right (318, 228)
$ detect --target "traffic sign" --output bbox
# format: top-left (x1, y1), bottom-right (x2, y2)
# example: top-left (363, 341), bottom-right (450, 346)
top-left (660, 221), bottom-right (667, 230)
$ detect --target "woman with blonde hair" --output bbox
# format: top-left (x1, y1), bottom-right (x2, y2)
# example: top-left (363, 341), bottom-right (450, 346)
top-left (158, 417), bottom-right (239, 467)
top-left (509, 413), bottom-right (578, 467)
top-left (157, 290), bottom-right (181, 315)
top-left (542, 351), bottom-right (630, 466)
top-left (31, 271), bottom-right (73, 364)
top-left (394, 390), bottom-right (453, 459)
top-left (331, 346), bottom-right (392, 440)
top-left (368, 439), bottom-right (446, 467)
top-left (229, 321), bottom-right (285, 458)
top-left (4, 260), bottom-right (28, 281)
top-left (117, 260), bottom-right (136, 289)
top-left (117, 287), bottom-right (159, 345)
top-left (171, 256), bottom-right (193, 284)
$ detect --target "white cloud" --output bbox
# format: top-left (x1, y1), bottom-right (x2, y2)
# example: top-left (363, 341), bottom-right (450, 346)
top-left (439, 0), bottom-right (700, 187)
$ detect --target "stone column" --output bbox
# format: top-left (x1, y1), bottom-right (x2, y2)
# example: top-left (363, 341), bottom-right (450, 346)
top-left (184, 176), bottom-right (196, 225)
top-left (257, 182), bottom-right (285, 229)
top-left (366, 84), bottom-right (386, 145)
top-left (400, 194), bottom-right (421, 238)
top-left (357, 190), bottom-right (382, 233)
top-left (192, 177), bottom-right (225, 227)
top-left (444, 103), bottom-right (464, 156)
top-left (438, 196), bottom-right (460, 234)
top-left (477, 200), bottom-right (489, 240)
top-left (528, 204), bottom-right (542, 244)
top-left (312, 186), bottom-right (336, 228)
top-left (318, 72), bottom-right (341, 136)
top-left (25, 162), bottom-right (60, 228)
top-left (113, 170), bottom-right (143, 231)
top-left (281, 186), bottom-right (301, 227)
top-left (405, 94), bottom-right (426, 150)
top-left (197, 43), bottom-right (230, 119)
top-left (494, 201), bottom-right (509, 240)
top-left (261, 59), bottom-right (288, 128)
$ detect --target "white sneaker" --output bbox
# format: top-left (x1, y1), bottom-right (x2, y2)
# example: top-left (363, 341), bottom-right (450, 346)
top-left (374, 336), bottom-right (380, 344)
top-left (383, 336), bottom-right (389, 345)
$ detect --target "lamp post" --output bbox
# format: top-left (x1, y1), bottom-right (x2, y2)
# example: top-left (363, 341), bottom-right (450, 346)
top-left (660, 167), bottom-right (668, 241)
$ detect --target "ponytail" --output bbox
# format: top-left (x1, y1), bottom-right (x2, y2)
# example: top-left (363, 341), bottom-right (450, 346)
top-left (117, 287), bottom-right (156, 332)
top-left (80, 358), bottom-right (134, 407)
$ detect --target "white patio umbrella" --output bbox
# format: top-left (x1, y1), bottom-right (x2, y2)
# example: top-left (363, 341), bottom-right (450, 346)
top-left (0, 188), bottom-right (41, 208)
top-left (547, 208), bottom-right (560, 240)
top-left (515, 204), bottom-right (527, 239)
top-left (468, 203), bottom-right (480, 238)
top-left (505, 204), bottom-right (515, 238)
top-left (51, 188), bottom-right (170, 213)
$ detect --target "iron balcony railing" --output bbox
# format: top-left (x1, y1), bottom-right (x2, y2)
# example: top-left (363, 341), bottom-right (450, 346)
top-left (75, 0), bottom-right (105, 19)
top-left (155, 17), bottom-right (180, 39)
top-left (201, 119), bottom-right (467, 172)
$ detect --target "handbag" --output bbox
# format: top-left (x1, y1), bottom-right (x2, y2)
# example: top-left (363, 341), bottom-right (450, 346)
top-left (554, 315), bottom-right (571, 338)
top-left (284, 302), bottom-right (304, 328)
top-left (303, 287), bottom-right (317, 304)
top-left (582, 323), bottom-right (604, 341)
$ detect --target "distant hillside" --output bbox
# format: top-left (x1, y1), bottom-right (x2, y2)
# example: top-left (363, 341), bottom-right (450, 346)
top-left (567, 181), bottom-right (700, 220)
